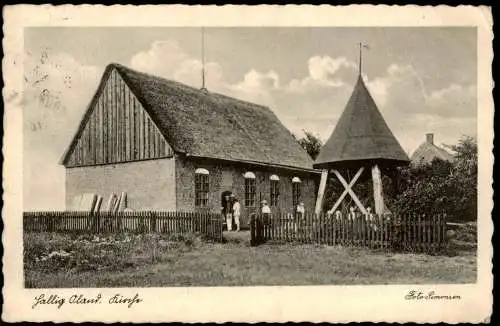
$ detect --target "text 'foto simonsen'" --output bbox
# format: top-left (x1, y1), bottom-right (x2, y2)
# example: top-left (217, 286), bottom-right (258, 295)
top-left (405, 290), bottom-right (461, 300)
top-left (32, 293), bottom-right (143, 309)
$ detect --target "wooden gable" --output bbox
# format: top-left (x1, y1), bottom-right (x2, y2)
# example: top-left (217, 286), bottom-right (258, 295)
top-left (63, 68), bottom-right (173, 168)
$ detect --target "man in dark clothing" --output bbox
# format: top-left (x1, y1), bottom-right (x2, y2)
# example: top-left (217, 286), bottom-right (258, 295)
top-left (229, 194), bottom-right (235, 230)
top-left (223, 194), bottom-right (232, 231)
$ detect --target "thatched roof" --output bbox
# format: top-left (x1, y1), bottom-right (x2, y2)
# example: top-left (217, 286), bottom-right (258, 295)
top-left (313, 76), bottom-right (409, 169)
top-left (410, 135), bottom-right (454, 166)
top-left (109, 63), bottom-right (315, 171)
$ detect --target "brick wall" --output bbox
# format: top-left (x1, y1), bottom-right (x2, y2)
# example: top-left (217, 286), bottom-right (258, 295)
top-left (66, 158), bottom-right (176, 210)
top-left (175, 156), bottom-right (319, 227)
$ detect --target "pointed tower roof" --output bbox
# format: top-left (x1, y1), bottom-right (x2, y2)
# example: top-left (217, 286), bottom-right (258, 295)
top-left (313, 76), bottom-right (409, 169)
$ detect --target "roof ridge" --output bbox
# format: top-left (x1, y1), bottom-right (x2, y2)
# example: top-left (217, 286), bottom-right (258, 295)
top-left (410, 141), bottom-right (454, 162)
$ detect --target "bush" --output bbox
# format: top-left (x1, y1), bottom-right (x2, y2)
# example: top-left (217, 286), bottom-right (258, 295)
top-left (23, 232), bottom-right (203, 273)
top-left (393, 136), bottom-right (477, 223)
top-left (393, 159), bottom-right (455, 216)
top-left (449, 222), bottom-right (477, 243)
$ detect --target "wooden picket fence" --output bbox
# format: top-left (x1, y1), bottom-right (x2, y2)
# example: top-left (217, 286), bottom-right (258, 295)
top-left (23, 211), bottom-right (224, 242)
top-left (250, 212), bottom-right (447, 252)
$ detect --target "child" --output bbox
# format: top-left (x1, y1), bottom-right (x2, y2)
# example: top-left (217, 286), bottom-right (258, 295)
top-left (348, 206), bottom-right (356, 221)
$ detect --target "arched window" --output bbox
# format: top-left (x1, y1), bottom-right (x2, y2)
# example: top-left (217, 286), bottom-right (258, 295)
top-left (244, 172), bottom-right (256, 207)
top-left (244, 171), bottom-right (256, 179)
top-left (195, 168), bottom-right (209, 175)
top-left (292, 176), bottom-right (301, 207)
top-left (270, 175), bottom-right (280, 206)
top-left (195, 168), bottom-right (209, 206)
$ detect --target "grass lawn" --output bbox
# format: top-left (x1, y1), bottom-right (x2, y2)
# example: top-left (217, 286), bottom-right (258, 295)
top-left (24, 232), bottom-right (476, 288)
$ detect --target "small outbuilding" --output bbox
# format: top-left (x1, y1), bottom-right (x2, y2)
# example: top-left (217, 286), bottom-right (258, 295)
top-left (410, 133), bottom-right (454, 166)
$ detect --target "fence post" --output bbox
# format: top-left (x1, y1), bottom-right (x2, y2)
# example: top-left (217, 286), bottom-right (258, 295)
top-left (319, 213), bottom-right (323, 245)
top-left (221, 213), bottom-right (224, 240)
top-left (401, 213), bottom-right (405, 250)
top-left (96, 212), bottom-right (101, 233)
top-left (150, 211), bottom-right (157, 233)
top-left (48, 213), bottom-right (54, 232)
top-left (276, 211), bottom-right (283, 241)
top-left (331, 213), bottom-right (335, 246)
top-left (383, 215), bottom-right (388, 249)
top-left (200, 212), bottom-right (205, 237)
top-left (325, 213), bottom-right (329, 245)
top-left (250, 214), bottom-right (256, 246)
top-left (257, 215), bottom-right (263, 245)
top-left (208, 213), bottom-right (212, 240)
top-left (442, 213), bottom-right (447, 248)
top-left (422, 213), bottom-right (427, 251)
top-left (393, 215), bottom-right (401, 251)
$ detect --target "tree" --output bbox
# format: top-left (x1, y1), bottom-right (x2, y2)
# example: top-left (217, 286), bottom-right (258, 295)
top-left (446, 135), bottom-right (478, 222)
top-left (297, 130), bottom-right (322, 160)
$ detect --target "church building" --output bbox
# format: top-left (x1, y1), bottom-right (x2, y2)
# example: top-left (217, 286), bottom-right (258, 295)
top-left (60, 63), bottom-right (319, 227)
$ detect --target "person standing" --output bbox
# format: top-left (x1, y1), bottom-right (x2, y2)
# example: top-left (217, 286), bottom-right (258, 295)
top-left (233, 197), bottom-right (241, 232)
top-left (229, 194), bottom-right (235, 225)
top-left (366, 207), bottom-right (374, 221)
top-left (296, 202), bottom-right (305, 219)
top-left (348, 206), bottom-right (356, 221)
top-left (293, 201), bottom-right (304, 233)
top-left (366, 207), bottom-right (378, 231)
top-left (261, 200), bottom-right (271, 225)
top-left (224, 194), bottom-right (232, 231)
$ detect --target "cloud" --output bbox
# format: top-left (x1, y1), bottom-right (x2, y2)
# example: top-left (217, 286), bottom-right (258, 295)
top-left (228, 69), bottom-right (280, 106)
top-left (174, 59), bottom-right (225, 92)
top-left (130, 40), bottom-right (188, 78)
top-left (235, 69), bottom-right (280, 90)
top-left (285, 56), bottom-right (356, 93)
top-left (366, 64), bottom-right (476, 119)
top-left (130, 40), bottom-right (225, 91)
top-left (362, 64), bottom-right (477, 154)
top-left (366, 78), bottom-right (388, 107)
top-left (426, 83), bottom-right (476, 118)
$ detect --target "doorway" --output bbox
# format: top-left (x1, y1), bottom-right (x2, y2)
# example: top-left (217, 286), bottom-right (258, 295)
top-left (221, 190), bottom-right (232, 230)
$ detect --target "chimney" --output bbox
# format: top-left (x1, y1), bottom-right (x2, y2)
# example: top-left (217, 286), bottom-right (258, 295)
top-left (426, 133), bottom-right (434, 145)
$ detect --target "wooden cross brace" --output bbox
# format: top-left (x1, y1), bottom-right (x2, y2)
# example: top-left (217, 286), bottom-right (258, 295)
top-left (328, 167), bottom-right (368, 216)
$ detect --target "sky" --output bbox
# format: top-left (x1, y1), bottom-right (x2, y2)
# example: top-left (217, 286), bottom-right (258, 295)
top-left (23, 27), bottom-right (477, 210)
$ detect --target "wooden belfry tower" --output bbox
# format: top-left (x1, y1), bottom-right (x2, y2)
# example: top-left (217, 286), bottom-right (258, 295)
top-left (313, 43), bottom-right (409, 216)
